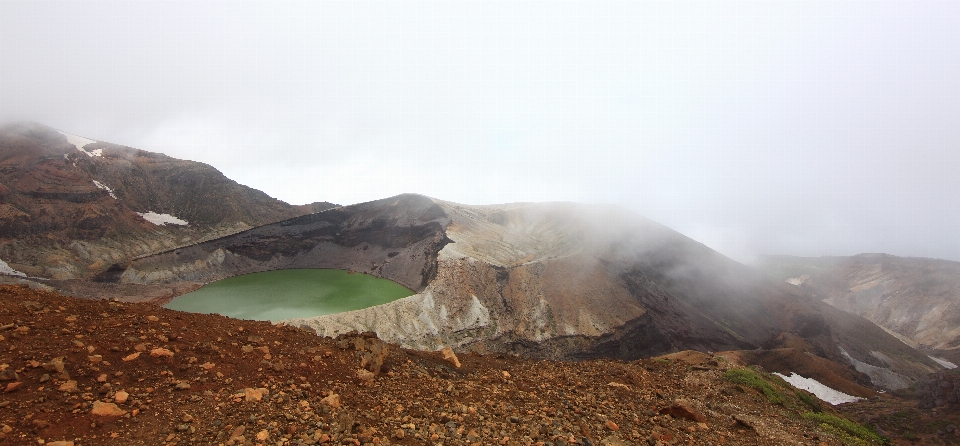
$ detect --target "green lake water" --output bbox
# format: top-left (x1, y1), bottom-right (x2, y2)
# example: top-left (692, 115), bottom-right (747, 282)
top-left (163, 269), bottom-right (414, 322)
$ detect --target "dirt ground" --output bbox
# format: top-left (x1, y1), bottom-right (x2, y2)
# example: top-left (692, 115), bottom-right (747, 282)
top-left (0, 284), bottom-right (934, 445)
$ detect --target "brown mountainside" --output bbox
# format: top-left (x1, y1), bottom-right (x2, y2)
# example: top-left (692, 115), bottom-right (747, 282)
top-left (761, 254), bottom-right (960, 352)
top-left (0, 122), bottom-right (336, 280)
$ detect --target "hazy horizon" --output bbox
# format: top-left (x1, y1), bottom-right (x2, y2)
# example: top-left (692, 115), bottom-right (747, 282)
top-left (2, 1), bottom-right (958, 263)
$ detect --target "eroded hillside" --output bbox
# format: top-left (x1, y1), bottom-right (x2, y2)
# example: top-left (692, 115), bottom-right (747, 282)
top-left (0, 122), bottom-right (334, 280)
top-left (119, 195), bottom-right (944, 392)
top-left (763, 254), bottom-right (960, 352)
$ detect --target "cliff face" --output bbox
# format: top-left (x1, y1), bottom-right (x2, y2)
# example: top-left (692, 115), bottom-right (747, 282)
top-left (120, 194), bottom-right (450, 292)
top-left (125, 195), bottom-right (941, 389)
top-left (0, 122), bottom-right (331, 279)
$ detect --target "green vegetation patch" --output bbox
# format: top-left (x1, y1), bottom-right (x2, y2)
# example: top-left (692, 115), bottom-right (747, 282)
top-left (802, 412), bottom-right (888, 445)
top-left (723, 368), bottom-right (786, 405)
top-left (165, 268), bottom-right (414, 322)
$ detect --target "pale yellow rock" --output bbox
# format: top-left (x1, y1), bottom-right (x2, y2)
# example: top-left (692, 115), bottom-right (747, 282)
top-left (114, 390), bottom-right (129, 403)
top-left (256, 430), bottom-right (270, 441)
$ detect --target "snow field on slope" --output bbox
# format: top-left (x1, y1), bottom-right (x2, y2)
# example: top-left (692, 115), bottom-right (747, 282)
top-left (57, 131), bottom-right (102, 157)
top-left (92, 180), bottom-right (117, 199)
top-left (136, 211), bottom-right (189, 226)
top-left (928, 356), bottom-right (958, 369)
top-left (773, 372), bottom-right (865, 405)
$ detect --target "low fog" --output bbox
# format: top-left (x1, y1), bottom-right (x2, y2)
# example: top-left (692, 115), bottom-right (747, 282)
top-left (2, 1), bottom-right (958, 263)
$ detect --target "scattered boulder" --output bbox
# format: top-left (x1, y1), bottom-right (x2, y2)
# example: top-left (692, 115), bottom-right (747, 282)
top-left (441, 346), bottom-right (461, 368)
top-left (42, 358), bottom-right (65, 374)
top-left (58, 380), bottom-right (78, 392)
top-left (150, 348), bottom-right (174, 358)
top-left (321, 393), bottom-right (341, 408)
top-left (242, 387), bottom-right (269, 402)
top-left (660, 400), bottom-right (706, 422)
top-left (0, 369), bottom-right (17, 381)
top-left (91, 401), bottom-right (126, 417)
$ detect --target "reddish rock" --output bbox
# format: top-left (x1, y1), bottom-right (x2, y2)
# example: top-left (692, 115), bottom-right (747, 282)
top-left (4, 382), bottom-right (21, 393)
top-left (150, 348), bottom-right (174, 358)
top-left (243, 387), bottom-right (269, 402)
top-left (321, 393), bottom-right (341, 408)
top-left (441, 346), bottom-right (461, 368)
top-left (660, 400), bottom-right (706, 422)
top-left (91, 401), bottom-right (126, 417)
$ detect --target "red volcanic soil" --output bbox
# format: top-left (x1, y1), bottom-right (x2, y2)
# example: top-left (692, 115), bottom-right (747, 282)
top-left (0, 284), bottom-right (904, 445)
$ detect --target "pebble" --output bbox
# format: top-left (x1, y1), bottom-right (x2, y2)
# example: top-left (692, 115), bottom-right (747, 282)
top-left (114, 390), bottom-right (130, 403)
top-left (122, 352), bottom-right (141, 361)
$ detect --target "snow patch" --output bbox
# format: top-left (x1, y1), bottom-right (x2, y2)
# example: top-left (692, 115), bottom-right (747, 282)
top-left (0, 258), bottom-right (26, 277)
top-left (929, 356), bottom-right (958, 369)
top-left (57, 131), bottom-right (101, 157)
top-left (773, 372), bottom-right (865, 405)
top-left (136, 211), bottom-right (189, 226)
top-left (91, 180), bottom-right (117, 199)
top-left (786, 277), bottom-right (803, 286)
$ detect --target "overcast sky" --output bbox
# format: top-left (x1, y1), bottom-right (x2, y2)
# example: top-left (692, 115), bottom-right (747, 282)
top-left (2, 1), bottom-right (959, 263)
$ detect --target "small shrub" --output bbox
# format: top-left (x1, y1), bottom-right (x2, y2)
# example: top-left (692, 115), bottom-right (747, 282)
top-left (803, 412), bottom-right (888, 445)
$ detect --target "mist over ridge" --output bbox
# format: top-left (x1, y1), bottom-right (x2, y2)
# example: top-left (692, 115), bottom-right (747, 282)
top-left (2, 1), bottom-right (959, 262)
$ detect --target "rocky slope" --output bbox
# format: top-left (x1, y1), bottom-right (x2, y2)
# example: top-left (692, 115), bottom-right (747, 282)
top-left (0, 284), bottom-right (896, 446)
top-left (0, 122), bottom-right (335, 280)
top-left (760, 254), bottom-right (960, 351)
top-left (121, 195), bottom-right (942, 391)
